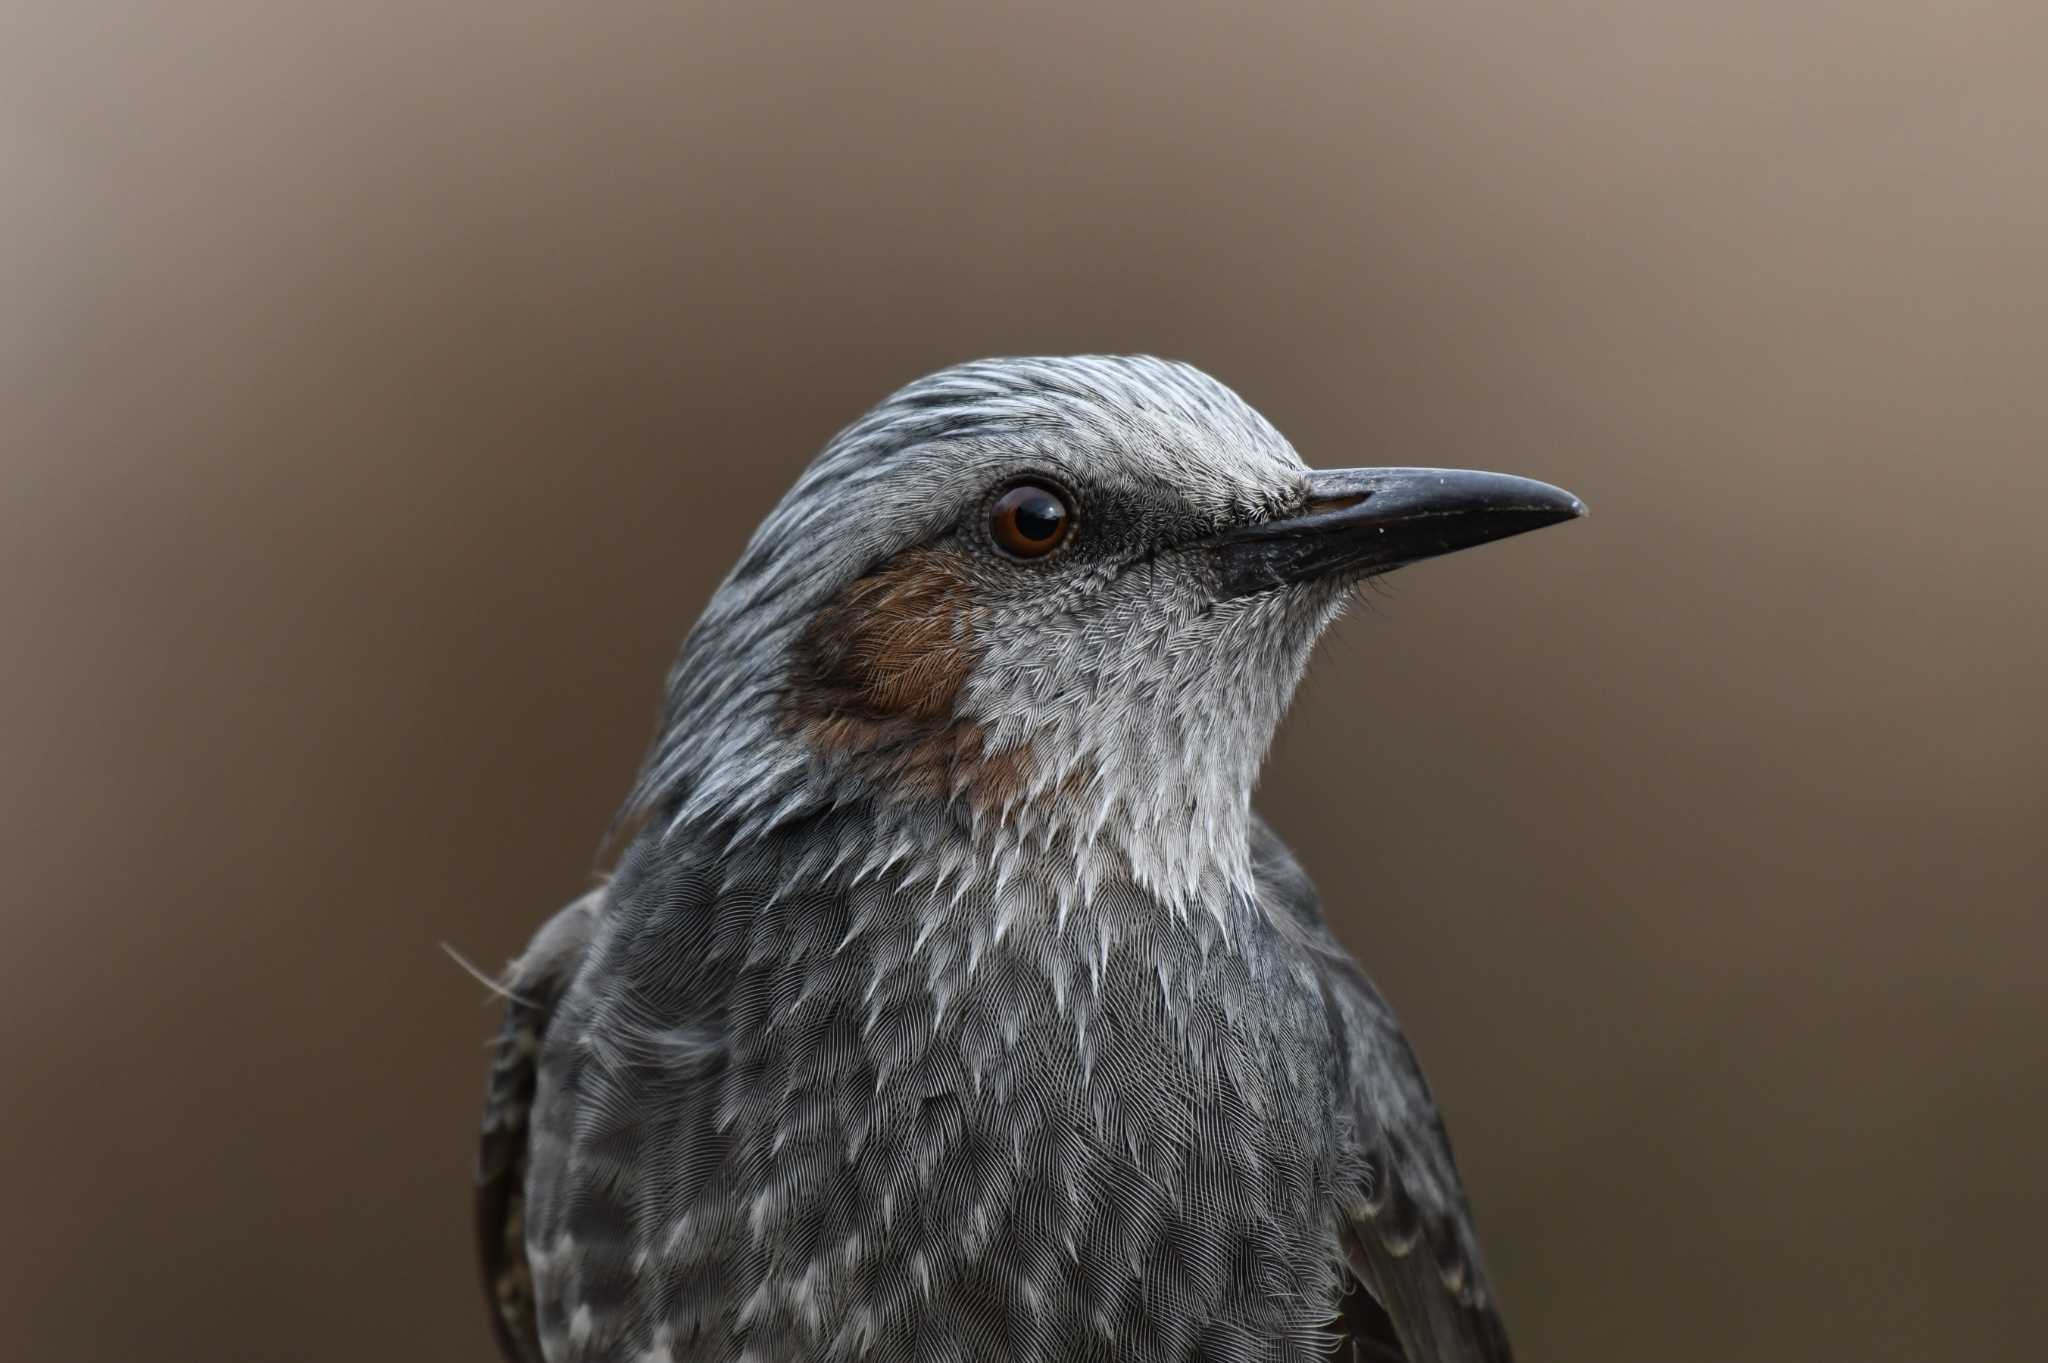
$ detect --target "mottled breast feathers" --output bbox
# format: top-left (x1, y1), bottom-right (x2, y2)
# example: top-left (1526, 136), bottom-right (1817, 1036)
top-left (475, 818), bottom-right (1511, 1362)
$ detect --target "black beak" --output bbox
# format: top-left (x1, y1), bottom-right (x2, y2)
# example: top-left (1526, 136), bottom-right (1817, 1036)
top-left (1209, 467), bottom-right (1586, 599)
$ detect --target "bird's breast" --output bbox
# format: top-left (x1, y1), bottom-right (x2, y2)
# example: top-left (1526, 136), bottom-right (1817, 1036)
top-left (521, 845), bottom-right (1346, 1362)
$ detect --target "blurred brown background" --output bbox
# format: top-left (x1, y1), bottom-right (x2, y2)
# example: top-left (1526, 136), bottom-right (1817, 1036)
top-left (5, 3), bottom-right (2045, 1360)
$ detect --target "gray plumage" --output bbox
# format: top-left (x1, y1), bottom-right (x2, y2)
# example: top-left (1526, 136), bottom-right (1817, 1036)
top-left (476, 356), bottom-right (1581, 1363)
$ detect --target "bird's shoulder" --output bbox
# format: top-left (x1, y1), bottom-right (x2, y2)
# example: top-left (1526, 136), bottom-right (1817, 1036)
top-left (475, 886), bottom-right (604, 1363)
top-left (1246, 814), bottom-right (1515, 1363)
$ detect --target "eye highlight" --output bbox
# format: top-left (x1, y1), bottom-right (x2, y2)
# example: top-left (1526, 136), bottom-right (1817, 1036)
top-left (988, 483), bottom-right (1073, 559)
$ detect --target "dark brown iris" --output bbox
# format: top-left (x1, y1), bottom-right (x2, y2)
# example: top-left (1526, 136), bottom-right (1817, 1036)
top-left (989, 483), bottom-right (1072, 559)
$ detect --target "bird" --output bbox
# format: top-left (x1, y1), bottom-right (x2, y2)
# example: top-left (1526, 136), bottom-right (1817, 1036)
top-left (475, 355), bottom-right (1584, 1363)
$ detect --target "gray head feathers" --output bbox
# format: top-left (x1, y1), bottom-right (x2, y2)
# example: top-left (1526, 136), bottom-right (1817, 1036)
top-left (623, 356), bottom-right (1342, 914)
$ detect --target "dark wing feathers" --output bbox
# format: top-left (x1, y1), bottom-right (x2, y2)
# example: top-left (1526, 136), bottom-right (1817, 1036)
top-left (1251, 816), bottom-right (1515, 1363)
top-left (476, 888), bottom-right (603, 1363)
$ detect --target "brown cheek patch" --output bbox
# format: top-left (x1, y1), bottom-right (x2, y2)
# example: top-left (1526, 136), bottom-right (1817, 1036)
top-left (785, 547), bottom-right (1038, 812)
top-left (797, 547), bottom-right (980, 720)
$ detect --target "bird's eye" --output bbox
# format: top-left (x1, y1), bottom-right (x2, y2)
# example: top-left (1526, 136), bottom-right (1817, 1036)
top-left (989, 483), bottom-right (1073, 559)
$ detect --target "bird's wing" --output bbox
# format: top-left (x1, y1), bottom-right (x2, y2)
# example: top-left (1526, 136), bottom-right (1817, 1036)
top-left (475, 888), bottom-right (603, 1363)
top-left (1250, 817), bottom-right (1515, 1363)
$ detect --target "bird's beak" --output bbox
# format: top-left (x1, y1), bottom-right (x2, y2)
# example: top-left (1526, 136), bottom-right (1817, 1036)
top-left (1207, 467), bottom-right (1586, 599)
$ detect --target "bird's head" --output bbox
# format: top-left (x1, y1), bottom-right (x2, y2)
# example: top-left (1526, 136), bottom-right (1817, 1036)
top-left (629, 356), bottom-right (1581, 907)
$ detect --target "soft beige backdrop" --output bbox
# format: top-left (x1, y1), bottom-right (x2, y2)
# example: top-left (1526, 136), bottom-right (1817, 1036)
top-left (6, 4), bottom-right (2044, 1360)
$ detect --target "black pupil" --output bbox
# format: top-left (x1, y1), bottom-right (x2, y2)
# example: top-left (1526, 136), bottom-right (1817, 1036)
top-left (1012, 491), bottom-right (1063, 541)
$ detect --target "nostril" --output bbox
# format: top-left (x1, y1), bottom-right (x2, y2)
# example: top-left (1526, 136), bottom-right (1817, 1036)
top-left (1308, 491), bottom-right (1372, 514)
